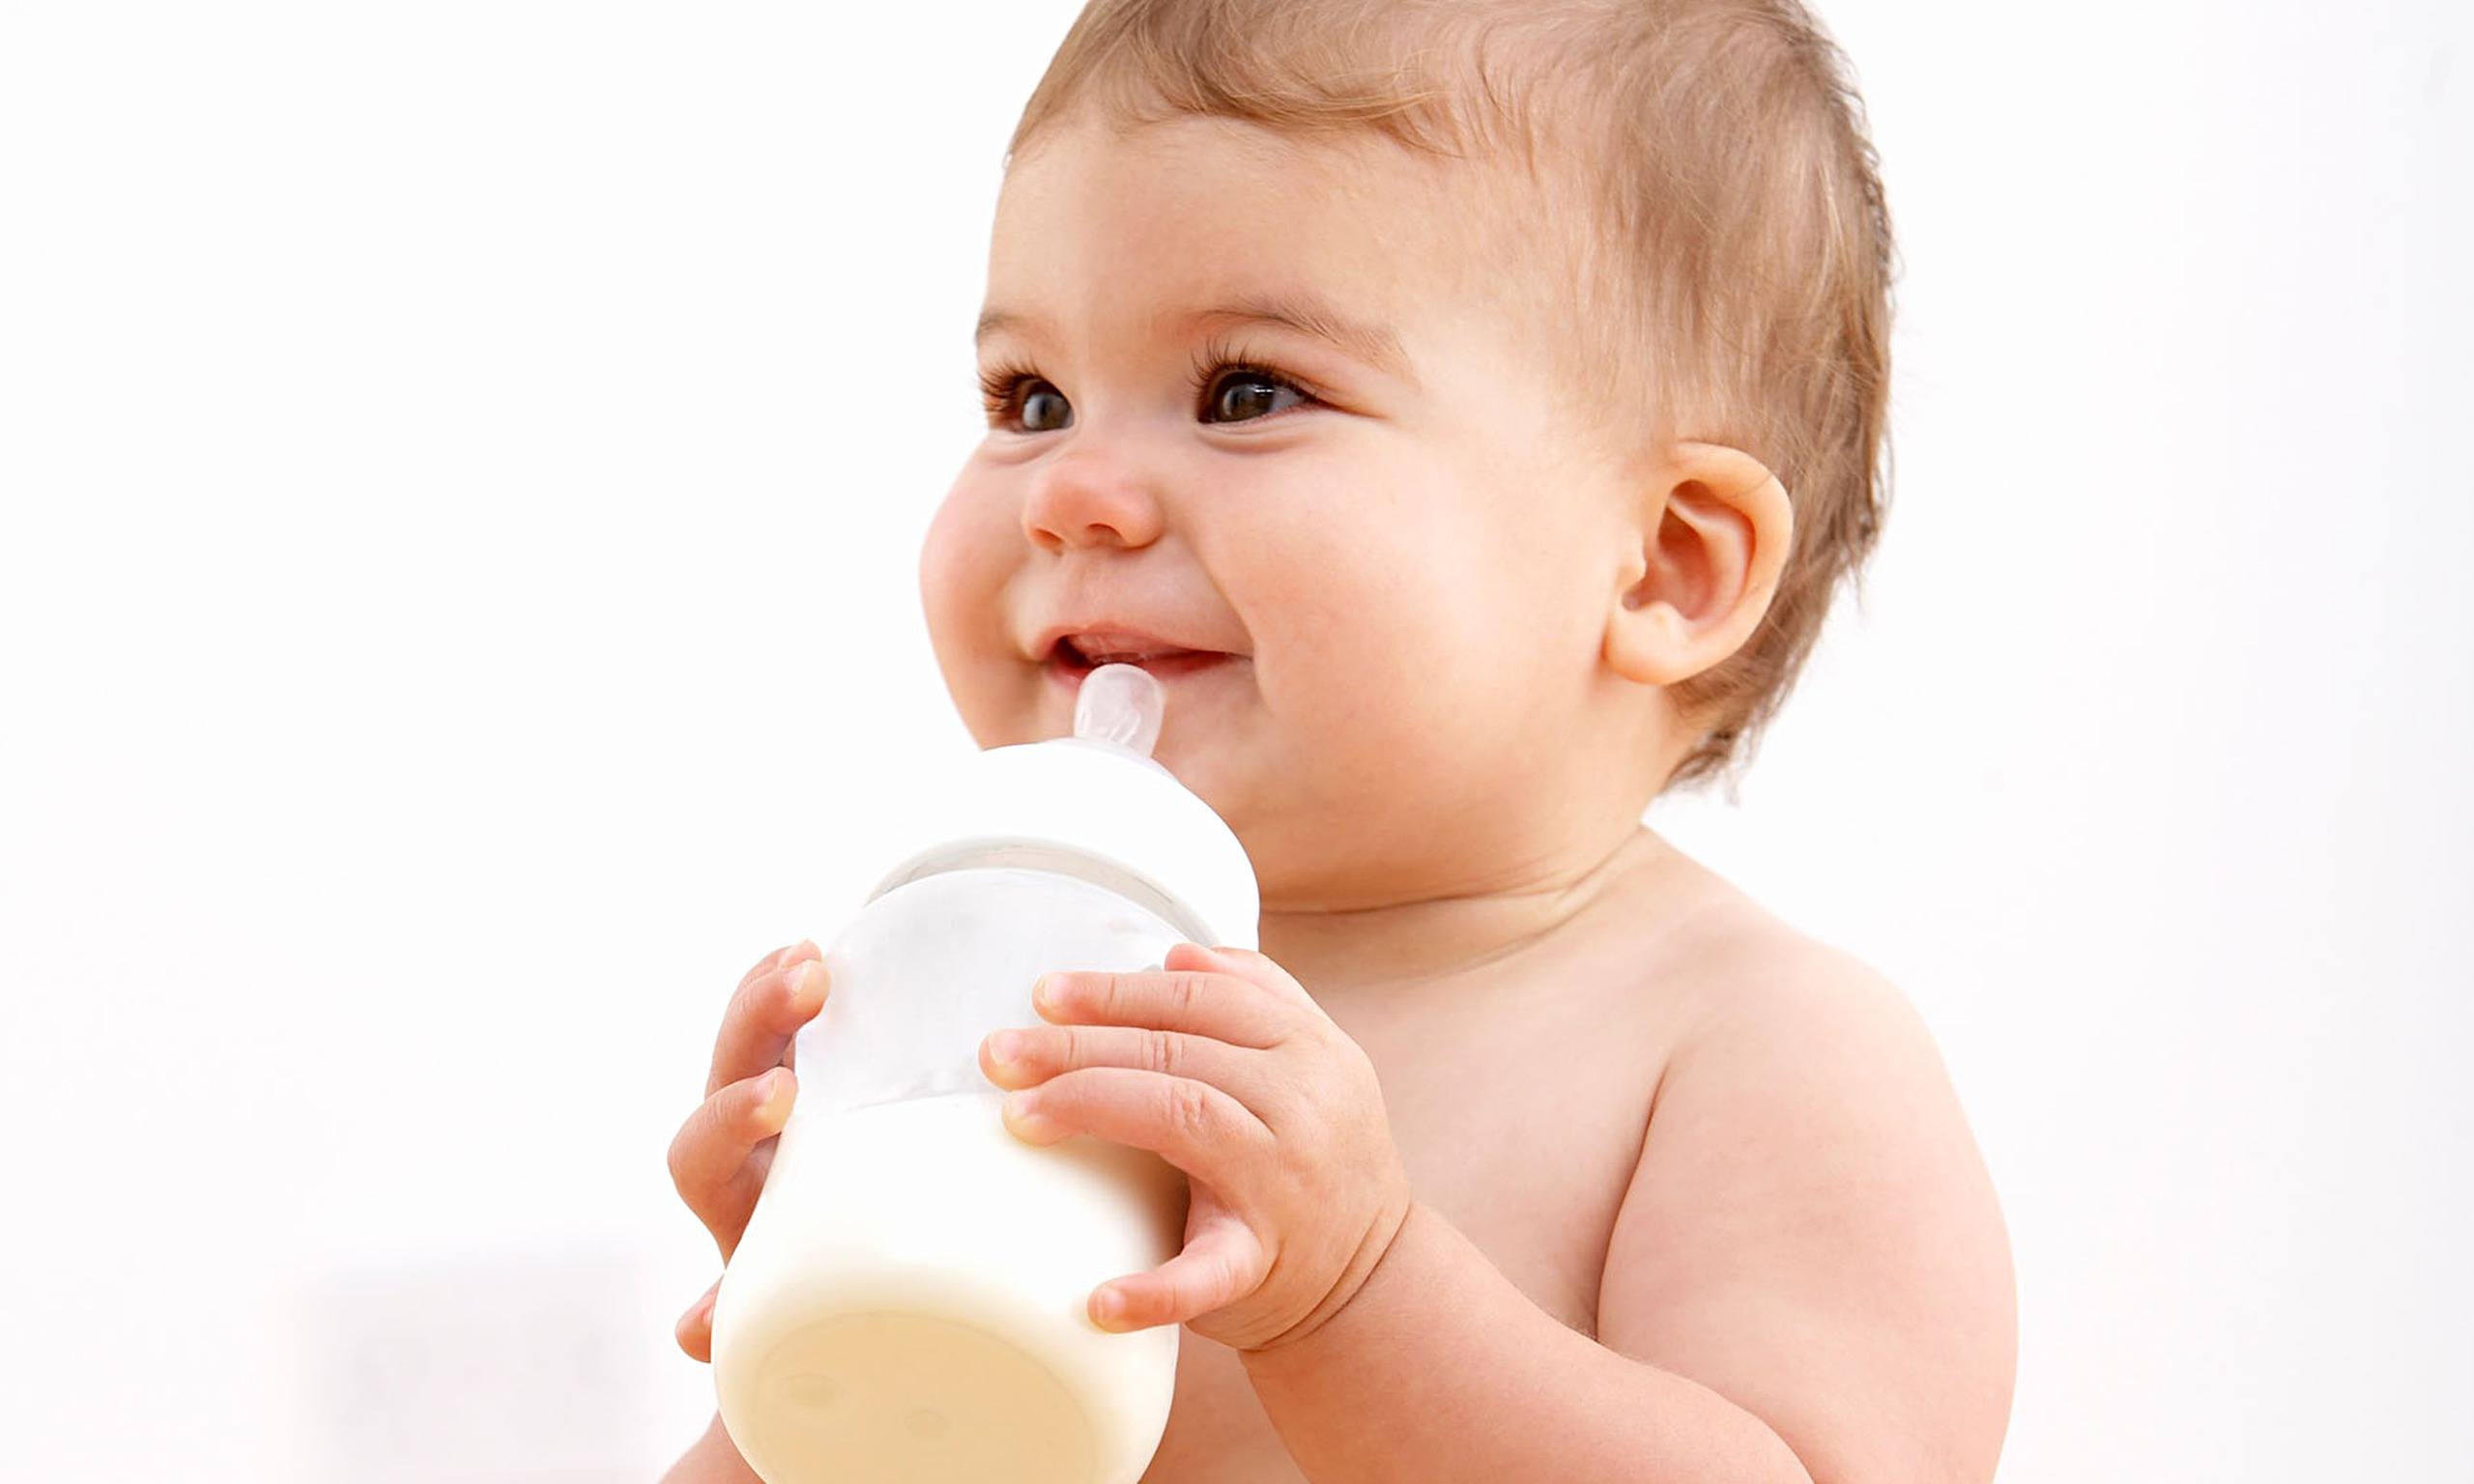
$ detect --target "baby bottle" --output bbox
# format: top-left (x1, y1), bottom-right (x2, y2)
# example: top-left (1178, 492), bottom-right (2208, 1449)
top-left (709, 664), bottom-right (1259, 1484)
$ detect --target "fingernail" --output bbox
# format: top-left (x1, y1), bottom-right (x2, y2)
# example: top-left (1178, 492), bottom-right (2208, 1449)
top-left (987, 1030), bottom-right (1023, 1066)
top-left (786, 960), bottom-right (822, 1002)
top-left (1091, 1286), bottom-right (1123, 1328)
top-left (1002, 1091), bottom-right (1057, 1140)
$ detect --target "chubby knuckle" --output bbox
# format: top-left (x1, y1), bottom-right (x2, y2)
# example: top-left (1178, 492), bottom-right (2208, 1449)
top-left (1047, 1025), bottom-right (1083, 1071)
top-left (1251, 1064), bottom-right (1305, 1122)
top-left (1227, 1244), bottom-right (1266, 1298)
top-left (702, 1085), bottom-right (752, 1148)
top-left (1203, 1242), bottom-right (1238, 1290)
top-left (1140, 1028), bottom-right (1182, 1077)
top-left (739, 945), bottom-right (793, 997)
top-left (1311, 1039), bottom-right (1366, 1096)
top-left (666, 1120), bottom-right (705, 1195)
top-left (1304, 1081), bottom-right (1354, 1136)
top-left (1169, 972), bottom-right (1210, 1021)
top-left (1241, 1235), bottom-right (1275, 1288)
top-left (735, 948), bottom-right (782, 994)
top-left (762, 972), bottom-right (799, 1027)
top-left (1165, 1077), bottom-right (1216, 1141)
top-left (720, 975), bottom-right (764, 1038)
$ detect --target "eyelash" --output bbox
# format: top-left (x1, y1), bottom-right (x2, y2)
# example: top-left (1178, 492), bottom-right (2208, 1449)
top-left (975, 334), bottom-right (1323, 430)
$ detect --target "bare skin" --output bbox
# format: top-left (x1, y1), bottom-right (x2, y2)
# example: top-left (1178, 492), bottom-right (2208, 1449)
top-left (663, 106), bottom-right (2014, 1483)
top-left (666, 827), bottom-right (2015, 1483)
top-left (1137, 827), bottom-right (1711, 1483)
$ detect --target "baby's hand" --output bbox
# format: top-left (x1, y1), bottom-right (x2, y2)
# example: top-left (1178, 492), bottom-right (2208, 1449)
top-left (980, 942), bottom-right (1415, 1353)
top-left (666, 939), bottom-right (828, 1362)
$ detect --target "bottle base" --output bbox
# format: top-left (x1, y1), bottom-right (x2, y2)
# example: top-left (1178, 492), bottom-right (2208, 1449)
top-left (728, 1307), bottom-right (1098, 1484)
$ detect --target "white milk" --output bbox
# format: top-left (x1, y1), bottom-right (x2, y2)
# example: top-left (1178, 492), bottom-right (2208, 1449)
top-left (709, 666), bottom-right (1259, 1484)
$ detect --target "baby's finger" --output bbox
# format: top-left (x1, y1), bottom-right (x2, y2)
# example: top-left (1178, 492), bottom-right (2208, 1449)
top-left (1032, 966), bottom-right (1296, 1048)
top-left (1001, 1067), bottom-right (1273, 1185)
top-left (676, 1276), bottom-right (721, 1363)
top-left (669, 1068), bottom-right (796, 1256)
top-left (980, 1023), bottom-right (1277, 1119)
top-left (1092, 1210), bottom-right (1267, 1333)
top-left (707, 944), bottom-right (826, 1098)
top-left (734, 943), bottom-right (801, 996)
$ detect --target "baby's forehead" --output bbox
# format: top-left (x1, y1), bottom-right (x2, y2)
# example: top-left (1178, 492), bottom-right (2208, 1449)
top-left (991, 112), bottom-right (1573, 346)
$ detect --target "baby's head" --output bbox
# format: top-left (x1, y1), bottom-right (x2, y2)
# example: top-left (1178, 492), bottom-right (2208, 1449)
top-left (921, 0), bottom-right (1893, 906)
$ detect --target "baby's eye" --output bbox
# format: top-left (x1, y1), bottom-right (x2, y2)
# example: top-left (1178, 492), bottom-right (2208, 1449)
top-left (979, 369), bottom-right (1074, 434)
top-left (1018, 382), bottom-right (1073, 433)
top-left (1201, 369), bottom-right (1309, 425)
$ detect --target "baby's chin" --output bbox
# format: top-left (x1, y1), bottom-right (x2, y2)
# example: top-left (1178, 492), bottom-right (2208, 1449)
top-left (1136, 708), bottom-right (1509, 914)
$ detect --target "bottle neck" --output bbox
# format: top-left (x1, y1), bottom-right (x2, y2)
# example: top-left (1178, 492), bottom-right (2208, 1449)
top-left (868, 837), bottom-right (1219, 947)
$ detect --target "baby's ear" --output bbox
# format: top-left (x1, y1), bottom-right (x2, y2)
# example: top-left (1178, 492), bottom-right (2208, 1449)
top-left (1601, 441), bottom-right (1793, 688)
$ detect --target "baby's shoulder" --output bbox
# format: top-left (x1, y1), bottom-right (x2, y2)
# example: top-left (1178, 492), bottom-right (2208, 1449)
top-left (1589, 859), bottom-right (1977, 1185)
top-left (1696, 934), bottom-right (1929, 1070)
top-left (1616, 863), bottom-right (1936, 1081)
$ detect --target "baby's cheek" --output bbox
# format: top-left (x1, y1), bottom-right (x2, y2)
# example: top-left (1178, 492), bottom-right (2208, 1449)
top-left (917, 486), bottom-right (1002, 626)
top-left (916, 501), bottom-right (967, 629)
top-left (916, 487), bottom-right (1034, 744)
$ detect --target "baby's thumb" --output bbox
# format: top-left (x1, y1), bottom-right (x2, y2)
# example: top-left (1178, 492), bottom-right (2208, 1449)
top-left (676, 1276), bottom-right (721, 1363)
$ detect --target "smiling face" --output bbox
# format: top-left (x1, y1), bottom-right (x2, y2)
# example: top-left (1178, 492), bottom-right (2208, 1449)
top-left (920, 110), bottom-right (1662, 907)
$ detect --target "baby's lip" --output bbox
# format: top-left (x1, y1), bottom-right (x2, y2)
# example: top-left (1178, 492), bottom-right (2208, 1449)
top-left (1062, 633), bottom-right (1210, 664)
top-left (1047, 645), bottom-right (1236, 694)
top-left (1031, 620), bottom-right (1231, 665)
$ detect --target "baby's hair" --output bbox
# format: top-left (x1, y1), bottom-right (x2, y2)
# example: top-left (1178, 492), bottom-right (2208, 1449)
top-left (1008, 0), bottom-right (1897, 794)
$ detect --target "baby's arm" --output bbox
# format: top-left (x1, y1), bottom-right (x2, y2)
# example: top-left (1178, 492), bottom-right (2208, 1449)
top-left (1592, 945), bottom-right (2016, 1481)
top-left (1240, 944), bottom-right (2014, 1484)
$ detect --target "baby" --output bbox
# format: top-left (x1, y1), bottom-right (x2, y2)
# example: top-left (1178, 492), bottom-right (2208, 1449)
top-left (665, 1), bottom-right (2015, 1479)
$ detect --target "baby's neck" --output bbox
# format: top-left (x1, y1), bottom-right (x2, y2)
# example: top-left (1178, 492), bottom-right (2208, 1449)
top-left (1253, 822), bottom-right (1678, 1000)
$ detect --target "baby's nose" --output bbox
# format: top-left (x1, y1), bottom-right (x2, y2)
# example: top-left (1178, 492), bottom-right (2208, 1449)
top-left (1021, 445), bottom-right (1166, 553)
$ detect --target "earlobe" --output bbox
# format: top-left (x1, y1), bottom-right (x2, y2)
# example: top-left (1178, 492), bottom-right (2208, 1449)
top-left (1602, 442), bottom-right (1794, 688)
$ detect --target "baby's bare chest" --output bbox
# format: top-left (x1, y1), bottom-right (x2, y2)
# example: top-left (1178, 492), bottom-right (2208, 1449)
top-left (1136, 963), bottom-right (1675, 1483)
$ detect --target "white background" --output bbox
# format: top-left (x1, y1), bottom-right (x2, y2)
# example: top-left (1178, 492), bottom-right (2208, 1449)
top-left (2, 2), bottom-right (2466, 1479)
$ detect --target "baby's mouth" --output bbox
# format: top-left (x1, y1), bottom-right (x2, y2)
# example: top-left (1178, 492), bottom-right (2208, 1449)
top-left (1048, 637), bottom-right (1236, 688)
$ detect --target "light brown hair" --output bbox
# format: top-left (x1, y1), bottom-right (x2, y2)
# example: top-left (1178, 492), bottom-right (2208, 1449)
top-left (1007, 0), bottom-right (1897, 793)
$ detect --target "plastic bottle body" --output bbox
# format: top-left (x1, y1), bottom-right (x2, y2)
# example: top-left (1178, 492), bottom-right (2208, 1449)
top-left (711, 865), bottom-right (1194, 1484)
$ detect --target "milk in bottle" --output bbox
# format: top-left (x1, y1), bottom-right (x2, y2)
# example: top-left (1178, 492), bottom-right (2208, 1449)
top-left (710, 664), bottom-right (1259, 1484)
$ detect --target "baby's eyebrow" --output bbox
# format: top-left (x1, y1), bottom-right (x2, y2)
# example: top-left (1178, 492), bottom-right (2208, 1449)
top-left (974, 290), bottom-right (1417, 387)
top-left (1181, 292), bottom-right (1417, 386)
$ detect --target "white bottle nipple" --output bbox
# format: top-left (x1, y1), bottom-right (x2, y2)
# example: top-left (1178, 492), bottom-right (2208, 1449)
top-left (1073, 663), bottom-right (1165, 757)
